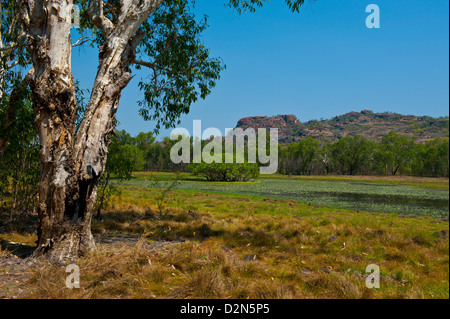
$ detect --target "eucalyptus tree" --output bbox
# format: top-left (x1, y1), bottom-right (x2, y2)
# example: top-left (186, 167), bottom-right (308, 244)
top-left (1, 1), bottom-right (39, 216)
top-left (331, 135), bottom-right (376, 175)
top-left (16, 0), bottom-right (307, 264)
top-left (379, 131), bottom-right (416, 176)
top-left (0, 1), bottom-right (29, 95)
top-left (0, 0), bottom-right (32, 159)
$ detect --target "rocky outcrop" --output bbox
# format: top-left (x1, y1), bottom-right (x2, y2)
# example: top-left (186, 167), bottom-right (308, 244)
top-left (235, 111), bottom-right (449, 144)
top-left (237, 115), bottom-right (298, 129)
top-left (236, 115), bottom-right (299, 140)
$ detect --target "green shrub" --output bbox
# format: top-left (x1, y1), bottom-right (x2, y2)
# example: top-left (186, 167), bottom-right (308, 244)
top-left (188, 162), bottom-right (259, 182)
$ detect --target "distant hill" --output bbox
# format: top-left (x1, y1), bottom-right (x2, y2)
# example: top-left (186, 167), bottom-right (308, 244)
top-left (235, 110), bottom-right (449, 144)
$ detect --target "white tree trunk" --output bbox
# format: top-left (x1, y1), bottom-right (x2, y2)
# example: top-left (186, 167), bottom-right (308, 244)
top-left (19, 0), bottom-right (92, 264)
top-left (19, 0), bottom-right (163, 264)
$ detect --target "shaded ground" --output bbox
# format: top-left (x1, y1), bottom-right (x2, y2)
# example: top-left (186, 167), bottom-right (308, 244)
top-left (0, 209), bottom-right (38, 298)
top-left (0, 245), bottom-right (36, 298)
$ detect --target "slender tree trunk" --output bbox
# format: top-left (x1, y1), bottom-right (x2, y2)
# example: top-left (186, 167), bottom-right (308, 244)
top-left (19, 0), bottom-right (93, 264)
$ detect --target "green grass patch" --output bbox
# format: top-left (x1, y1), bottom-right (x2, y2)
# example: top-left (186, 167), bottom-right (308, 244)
top-left (116, 174), bottom-right (449, 218)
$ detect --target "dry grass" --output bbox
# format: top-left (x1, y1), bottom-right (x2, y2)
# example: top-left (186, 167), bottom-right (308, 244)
top-left (8, 185), bottom-right (447, 299)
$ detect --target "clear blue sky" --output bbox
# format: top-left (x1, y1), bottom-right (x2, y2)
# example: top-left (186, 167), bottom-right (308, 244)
top-left (71, 0), bottom-right (449, 139)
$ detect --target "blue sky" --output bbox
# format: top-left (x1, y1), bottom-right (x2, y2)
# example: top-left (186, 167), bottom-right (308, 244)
top-left (71, 0), bottom-right (449, 139)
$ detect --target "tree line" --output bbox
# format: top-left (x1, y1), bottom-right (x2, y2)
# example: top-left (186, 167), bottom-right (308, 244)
top-left (104, 129), bottom-right (449, 177)
top-left (278, 133), bottom-right (449, 177)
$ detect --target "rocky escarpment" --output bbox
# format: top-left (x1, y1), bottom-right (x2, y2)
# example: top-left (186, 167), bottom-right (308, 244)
top-left (236, 115), bottom-right (299, 138)
top-left (235, 110), bottom-right (449, 144)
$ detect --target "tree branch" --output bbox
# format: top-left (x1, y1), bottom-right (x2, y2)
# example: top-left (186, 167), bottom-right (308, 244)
top-left (72, 35), bottom-right (95, 47)
top-left (88, 0), bottom-right (114, 37)
top-left (0, 32), bottom-right (28, 53)
top-left (133, 59), bottom-right (173, 75)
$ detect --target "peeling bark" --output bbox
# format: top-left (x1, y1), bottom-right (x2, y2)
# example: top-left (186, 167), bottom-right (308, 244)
top-left (18, 0), bottom-right (163, 264)
top-left (20, 0), bottom-right (94, 264)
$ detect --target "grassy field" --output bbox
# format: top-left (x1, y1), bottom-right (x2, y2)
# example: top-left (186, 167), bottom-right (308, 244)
top-left (119, 173), bottom-right (449, 218)
top-left (262, 174), bottom-right (450, 191)
top-left (132, 172), bottom-right (450, 190)
top-left (1, 173), bottom-right (447, 299)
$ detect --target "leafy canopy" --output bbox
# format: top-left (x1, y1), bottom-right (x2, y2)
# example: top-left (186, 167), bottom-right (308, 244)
top-left (136, 0), bottom-right (224, 133)
top-left (3, 0), bottom-right (308, 135)
top-left (71, 0), bottom-right (308, 133)
top-left (227, 0), bottom-right (307, 13)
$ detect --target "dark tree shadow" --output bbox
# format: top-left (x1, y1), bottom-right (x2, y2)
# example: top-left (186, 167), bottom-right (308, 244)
top-left (0, 210), bottom-right (38, 258)
top-left (0, 239), bottom-right (35, 258)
